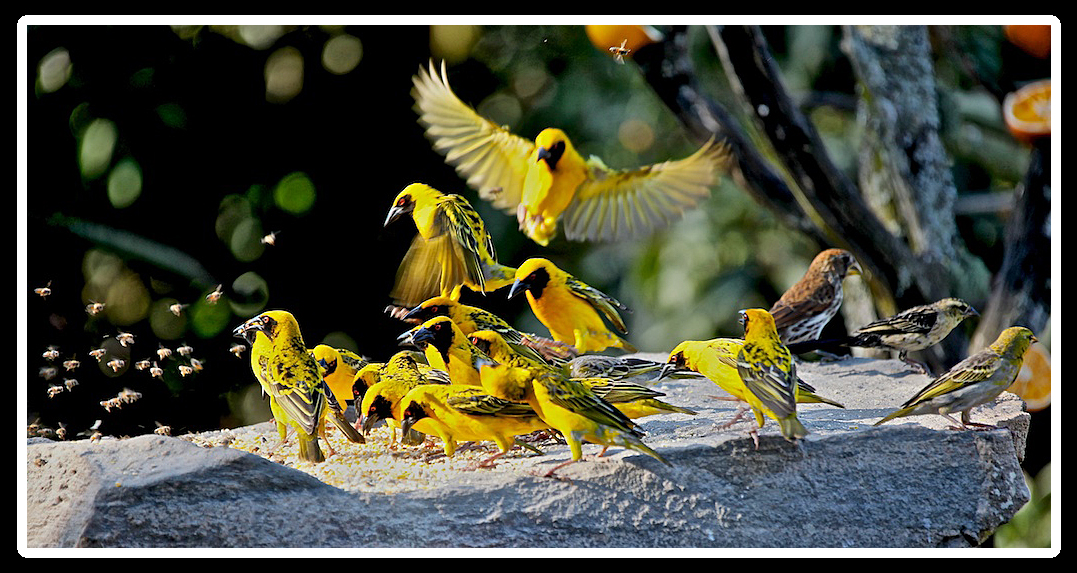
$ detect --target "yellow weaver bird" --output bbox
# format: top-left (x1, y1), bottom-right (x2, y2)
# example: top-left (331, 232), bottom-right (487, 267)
top-left (736, 309), bottom-right (808, 443)
top-left (357, 351), bottom-right (450, 445)
top-left (661, 338), bottom-right (844, 413)
top-left (479, 362), bottom-right (670, 479)
top-left (384, 182), bottom-right (517, 308)
top-left (410, 316), bottom-right (495, 386)
top-left (412, 60), bottom-right (730, 246)
top-left (875, 326), bottom-right (1037, 429)
top-left (311, 344), bottom-right (369, 410)
top-left (469, 329), bottom-right (695, 420)
top-left (233, 311), bottom-right (364, 463)
top-left (399, 384), bottom-right (549, 468)
top-left (396, 295), bottom-right (573, 366)
top-left (509, 258), bottom-right (636, 354)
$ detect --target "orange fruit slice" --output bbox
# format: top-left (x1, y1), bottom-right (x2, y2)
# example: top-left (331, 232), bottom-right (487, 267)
top-left (1004, 25), bottom-right (1051, 58)
top-left (1008, 342), bottom-right (1051, 412)
top-left (1003, 79), bottom-right (1051, 142)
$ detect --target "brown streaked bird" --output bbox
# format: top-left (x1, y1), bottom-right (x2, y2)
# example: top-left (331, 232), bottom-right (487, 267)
top-left (769, 248), bottom-right (862, 345)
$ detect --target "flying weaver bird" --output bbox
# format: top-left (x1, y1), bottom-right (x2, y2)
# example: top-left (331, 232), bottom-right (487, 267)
top-left (874, 326), bottom-right (1037, 430)
top-left (384, 183), bottom-right (517, 308)
top-left (509, 257), bottom-right (635, 354)
top-left (769, 248), bottom-right (862, 345)
top-left (412, 60), bottom-right (730, 246)
top-left (787, 298), bottom-right (979, 374)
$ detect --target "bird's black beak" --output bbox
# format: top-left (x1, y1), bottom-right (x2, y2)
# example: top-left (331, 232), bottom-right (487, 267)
top-left (360, 412), bottom-right (380, 434)
top-left (507, 279), bottom-right (529, 300)
top-left (232, 316), bottom-right (264, 345)
top-left (536, 146), bottom-right (550, 162)
top-left (655, 362), bottom-right (680, 381)
top-left (410, 326), bottom-right (435, 347)
top-left (384, 203), bottom-right (411, 227)
top-left (396, 327), bottom-right (420, 347)
top-left (402, 304), bottom-right (431, 322)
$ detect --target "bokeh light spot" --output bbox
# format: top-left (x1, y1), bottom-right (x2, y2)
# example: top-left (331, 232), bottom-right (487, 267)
top-left (230, 216), bottom-right (266, 263)
top-left (273, 171), bottom-right (316, 215)
top-left (37, 47), bottom-right (73, 94)
top-left (229, 271), bottom-right (269, 317)
top-left (322, 33), bottom-right (363, 75)
top-left (190, 293), bottom-right (233, 338)
top-left (150, 298), bottom-right (189, 340)
top-left (156, 103), bottom-right (187, 129)
top-left (265, 46), bottom-right (304, 103)
top-left (430, 25), bottom-right (481, 63)
top-left (107, 157), bottom-right (143, 209)
top-left (618, 118), bottom-right (655, 154)
top-left (79, 118), bottom-right (117, 180)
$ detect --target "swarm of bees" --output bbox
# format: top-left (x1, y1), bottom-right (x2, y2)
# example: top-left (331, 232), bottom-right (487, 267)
top-left (30, 279), bottom-right (234, 444)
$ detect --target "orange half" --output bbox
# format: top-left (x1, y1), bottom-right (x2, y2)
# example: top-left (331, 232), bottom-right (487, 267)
top-left (1003, 79), bottom-right (1051, 143)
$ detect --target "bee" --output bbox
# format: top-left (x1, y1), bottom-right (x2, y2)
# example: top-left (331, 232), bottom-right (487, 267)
top-left (107, 397), bottom-right (124, 410)
top-left (106, 358), bottom-right (126, 372)
top-left (90, 430), bottom-right (103, 443)
top-left (36, 427), bottom-right (56, 439)
top-left (89, 348), bottom-right (108, 362)
top-left (39, 366), bottom-right (58, 380)
top-left (177, 344), bottom-right (194, 357)
top-left (609, 39), bottom-right (631, 64)
top-left (42, 346), bottom-right (60, 361)
top-left (206, 284), bottom-right (224, 304)
top-left (28, 418), bottom-right (41, 437)
top-left (150, 362), bottom-right (163, 378)
top-left (134, 359), bottom-right (152, 370)
top-left (169, 302), bottom-right (189, 316)
top-left (85, 300), bottom-right (106, 316)
top-left (64, 378), bottom-right (79, 391)
top-left (118, 388), bottom-right (142, 404)
top-left (100, 400), bottom-right (115, 412)
top-left (34, 281), bottom-right (53, 298)
top-left (156, 346), bottom-right (173, 360)
top-left (189, 357), bottom-right (204, 372)
top-left (47, 385), bottom-right (64, 398)
top-left (261, 231), bottom-right (280, 246)
top-left (57, 423), bottom-right (68, 440)
top-left (178, 364), bottom-right (194, 377)
top-left (229, 343), bottom-right (247, 358)
top-left (63, 358), bottom-right (81, 371)
top-left (153, 421), bottom-right (172, 437)
top-left (116, 332), bottom-right (136, 347)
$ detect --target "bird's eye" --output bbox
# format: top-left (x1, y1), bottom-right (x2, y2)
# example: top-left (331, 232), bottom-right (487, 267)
top-left (397, 197), bottom-right (407, 206)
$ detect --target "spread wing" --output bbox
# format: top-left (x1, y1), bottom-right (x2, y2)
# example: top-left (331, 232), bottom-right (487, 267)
top-left (561, 138), bottom-right (728, 242)
top-left (412, 60), bottom-right (535, 212)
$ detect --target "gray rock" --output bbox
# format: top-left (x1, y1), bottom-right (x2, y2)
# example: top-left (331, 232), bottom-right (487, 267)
top-left (25, 357), bottom-right (1031, 548)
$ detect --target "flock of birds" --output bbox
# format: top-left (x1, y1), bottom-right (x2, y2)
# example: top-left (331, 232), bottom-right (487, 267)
top-left (227, 60), bottom-right (1038, 479)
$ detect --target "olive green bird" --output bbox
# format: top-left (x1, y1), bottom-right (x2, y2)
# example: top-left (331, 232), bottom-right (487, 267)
top-left (875, 326), bottom-right (1037, 429)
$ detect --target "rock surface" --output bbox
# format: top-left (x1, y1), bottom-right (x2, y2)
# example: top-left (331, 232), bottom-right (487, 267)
top-left (24, 356), bottom-right (1032, 548)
